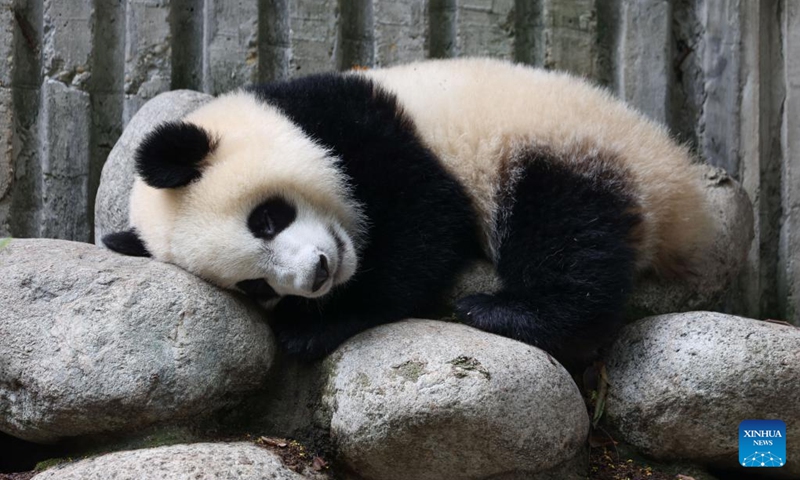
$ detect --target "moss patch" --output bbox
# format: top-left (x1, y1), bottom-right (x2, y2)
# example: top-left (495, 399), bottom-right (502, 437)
top-left (391, 360), bottom-right (427, 382)
top-left (33, 457), bottom-right (71, 472)
top-left (448, 355), bottom-right (490, 380)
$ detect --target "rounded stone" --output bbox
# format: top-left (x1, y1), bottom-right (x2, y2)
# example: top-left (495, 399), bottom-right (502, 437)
top-left (604, 312), bottom-right (800, 476)
top-left (0, 239), bottom-right (275, 443)
top-left (94, 90), bottom-right (212, 245)
top-left (31, 442), bottom-right (307, 480)
top-left (627, 165), bottom-right (755, 317)
top-left (322, 319), bottom-right (589, 480)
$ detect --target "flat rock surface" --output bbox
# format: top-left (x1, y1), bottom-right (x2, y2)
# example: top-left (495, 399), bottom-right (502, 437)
top-left (94, 90), bottom-right (211, 245)
top-left (0, 239), bottom-right (275, 443)
top-left (322, 319), bottom-right (589, 480)
top-left (604, 312), bottom-right (800, 477)
top-left (31, 442), bottom-right (307, 480)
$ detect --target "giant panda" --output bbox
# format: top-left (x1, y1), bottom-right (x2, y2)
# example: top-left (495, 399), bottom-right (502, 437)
top-left (103, 57), bottom-right (712, 367)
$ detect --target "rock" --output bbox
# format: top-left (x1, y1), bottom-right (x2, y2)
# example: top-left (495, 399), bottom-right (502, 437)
top-left (628, 165), bottom-right (755, 317)
top-left (0, 239), bottom-right (275, 443)
top-left (31, 442), bottom-right (310, 480)
top-left (94, 90), bottom-right (212, 245)
top-left (446, 165), bottom-right (754, 318)
top-left (603, 312), bottom-right (800, 477)
top-left (322, 319), bottom-right (589, 480)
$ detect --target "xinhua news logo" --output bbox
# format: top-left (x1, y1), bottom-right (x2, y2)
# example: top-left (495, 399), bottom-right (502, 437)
top-left (739, 420), bottom-right (786, 468)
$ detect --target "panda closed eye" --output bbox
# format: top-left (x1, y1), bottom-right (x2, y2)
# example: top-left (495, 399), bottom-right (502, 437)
top-left (247, 197), bottom-right (297, 240)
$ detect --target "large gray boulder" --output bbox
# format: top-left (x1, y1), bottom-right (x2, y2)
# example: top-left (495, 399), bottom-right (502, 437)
top-left (0, 239), bottom-right (275, 443)
top-left (94, 90), bottom-right (212, 245)
top-left (321, 319), bottom-right (589, 480)
top-left (31, 442), bottom-right (310, 480)
top-left (603, 312), bottom-right (800, 478)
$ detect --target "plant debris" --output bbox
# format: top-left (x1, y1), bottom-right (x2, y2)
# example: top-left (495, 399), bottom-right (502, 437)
top-left (254, 436), bottom-right (330, 477)
top-left (590, 448), bottom-right (673, 480)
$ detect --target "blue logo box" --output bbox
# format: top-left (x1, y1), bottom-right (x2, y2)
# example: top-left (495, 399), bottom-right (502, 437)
top-left (739, 419), bottom-right (786, 468)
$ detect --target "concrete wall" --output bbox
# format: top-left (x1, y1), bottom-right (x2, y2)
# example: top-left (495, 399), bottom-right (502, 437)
top-left (0, 0), bottom-right (797, 324)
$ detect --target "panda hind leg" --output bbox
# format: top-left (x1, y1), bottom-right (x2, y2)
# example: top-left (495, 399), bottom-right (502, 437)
top-left (454, 152), bottom-right (643, 369)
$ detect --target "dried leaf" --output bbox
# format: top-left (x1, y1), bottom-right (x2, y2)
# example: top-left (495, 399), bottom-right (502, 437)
top-left (257, 436), bottom-right (287, 448)
top-left (764, 319), bottom-right (796, 328)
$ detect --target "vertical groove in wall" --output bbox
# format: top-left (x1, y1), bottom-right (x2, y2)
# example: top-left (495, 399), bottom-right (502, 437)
top-left (0, 0), bottom-right (17, 236)
top-left (779, 0), bottom-right (799, 323)
top-left (428, 0), bottom-right (457, 58)
top-left (758, 0), bottom-right (785, 319)
top-left (594, 0), bottom-right (621, 88)
top-left (8, 0), bottom-right (43, 238)
top-left (732, 0), bottom-right (764, 318)
top-left (259, 0), bottom-right (290, 81)
top-left (514, 0), bottom-right (543, 66)
top-left (337, 0), bottom-right (374, 70)
top-left (171, 0), bottom-right (203, 90)
top-left (670, 0), bottom-right (705, 148)
top-left (88, 0), bottom-right (124, 242)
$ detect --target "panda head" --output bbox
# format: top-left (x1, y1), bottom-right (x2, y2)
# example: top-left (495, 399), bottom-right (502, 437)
top-left (103, 92), bottom-right (363, 304)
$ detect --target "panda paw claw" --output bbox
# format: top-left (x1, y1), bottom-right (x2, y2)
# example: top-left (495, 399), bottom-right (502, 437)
top-left (454, 293), bottom-right (499, 328)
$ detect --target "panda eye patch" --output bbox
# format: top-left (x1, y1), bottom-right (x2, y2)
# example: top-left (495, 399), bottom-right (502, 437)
top-left (248, 197), bottom-right (296, 240)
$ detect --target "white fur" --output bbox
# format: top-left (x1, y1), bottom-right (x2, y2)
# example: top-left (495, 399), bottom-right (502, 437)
top-left (129, 91), bottom-right (364, 293)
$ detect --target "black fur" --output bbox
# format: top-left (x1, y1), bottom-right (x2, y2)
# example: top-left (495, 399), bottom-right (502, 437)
top-left (248, 196), bottom-right (297, 240)
top-left (236, 278), bottom-right (279, 302)
top-left (455, 152), bottom-right (642, 369)
top-left (102, 229), bottom-right (151, 257)
top-left (249, 75), bottom-right (483, 359)
top-left (135, 121), bottom-right (214, 188)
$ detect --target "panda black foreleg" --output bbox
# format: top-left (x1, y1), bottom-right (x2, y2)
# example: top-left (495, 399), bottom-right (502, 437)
top-left (455, 155), bottom-right (642, 369)
top-left (270, 296), bottom-right (380, 360)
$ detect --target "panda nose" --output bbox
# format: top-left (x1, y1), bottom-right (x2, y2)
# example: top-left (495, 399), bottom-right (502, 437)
top-left (312, 254), bottom-right (330, 292)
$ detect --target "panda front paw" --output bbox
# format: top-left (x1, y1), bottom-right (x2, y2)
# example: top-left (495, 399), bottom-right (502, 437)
top-left (270, 320), bottom-right (333, 361)
top-left (454, 293), bottom-right (501, 329)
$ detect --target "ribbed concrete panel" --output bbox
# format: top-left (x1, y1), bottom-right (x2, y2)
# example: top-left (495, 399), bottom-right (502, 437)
top-left (123, 0), bottom-right (172, 124)
top-left (374, 0), bottom-right (428, 66)
top-left (781, 0), bottom-right (800, 323)
top-left (457, 0), bottom-right (514, 59)
top-left (38, 0), bottom-right (93, 241)
top-left (289, 0), bottom-right (339, 74)
top-left (203, 0), bottom-right (259, 94)
top-left (259, 0), bottom-right (291, 81)
top-left (616, 0), bottom-right (671, 123)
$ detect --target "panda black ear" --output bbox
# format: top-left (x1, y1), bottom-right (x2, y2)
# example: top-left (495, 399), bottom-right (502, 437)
top-left (135, 121), bottom-right (215, 188)
top-left (102, 229), bottom-right (151, 257)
